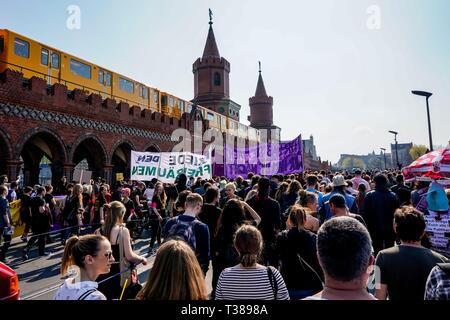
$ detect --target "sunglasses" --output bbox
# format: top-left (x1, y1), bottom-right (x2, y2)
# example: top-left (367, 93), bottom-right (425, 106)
top-left (101, 251), bottom-right (113, 259)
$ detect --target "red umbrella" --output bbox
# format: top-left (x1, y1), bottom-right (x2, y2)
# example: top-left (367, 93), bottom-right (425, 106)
top-left (403, 147), bottom-right (450, 179)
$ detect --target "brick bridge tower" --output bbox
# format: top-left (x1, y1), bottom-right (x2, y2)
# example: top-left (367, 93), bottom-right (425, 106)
top-left (192, 10), bottom-right (241, 122)
top-left (248, 62), bottom-right (280, 142)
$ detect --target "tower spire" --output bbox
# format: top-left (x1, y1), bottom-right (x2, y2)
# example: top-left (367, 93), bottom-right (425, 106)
top-left (255, 62), bottom-right (267, 97)
top-left (202, 9), bottom-right (220, 58)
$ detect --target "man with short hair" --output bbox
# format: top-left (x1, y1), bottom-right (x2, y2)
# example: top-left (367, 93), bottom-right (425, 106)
top-left (306, 175), bottom-right (324, 208)
top-left (375, 207), bottom-right (449, 300)
top-left (329, 194), bottom-right (367, 227)
top-left (363, 174), bottom-right (400, 255)
top-left (304, 217), bottom-right (376, 300)
top-left (319, 174), bottom-right (359, 224)
top-left (390, 174), bottom-right (411, 206)
top-left (163, 193), bottom-right (210, 275)
top-left (351, 169), bottom-right (371, 192)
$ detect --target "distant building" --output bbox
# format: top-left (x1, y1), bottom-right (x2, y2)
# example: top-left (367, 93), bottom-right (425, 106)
top-left (302, 135), bottom-right (318, 161)
top-left (391, 143), bottom-right (413, 168)
top-left (337, 151), bottom-right (393, 170)
top-left (302, 135), bottom-right (330, 171)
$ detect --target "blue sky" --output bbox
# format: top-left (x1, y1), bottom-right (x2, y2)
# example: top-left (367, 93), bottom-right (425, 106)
top-left (1, 0), bottom-right (449, 163)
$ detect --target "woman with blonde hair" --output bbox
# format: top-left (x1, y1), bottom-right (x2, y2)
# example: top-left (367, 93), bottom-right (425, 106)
top-left (215, 225), bottom-right (289, 300)
top-left (55, 234), bottom-right (114, 300)
top-left (275, 205), bottom-right (323, 299)
top-left (297, 190), bottom-right (320, 233)
top-left (95, 201), bottom-right (147, 300)
top-left (136, 239), bottom-right (208, 300)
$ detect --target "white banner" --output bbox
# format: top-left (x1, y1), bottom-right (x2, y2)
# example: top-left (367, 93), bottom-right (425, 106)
top-left (130, 151), bottom-right (212, 183)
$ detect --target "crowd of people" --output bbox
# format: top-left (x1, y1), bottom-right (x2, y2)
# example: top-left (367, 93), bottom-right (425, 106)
top-left (0, 169), bottom-right (449, 300)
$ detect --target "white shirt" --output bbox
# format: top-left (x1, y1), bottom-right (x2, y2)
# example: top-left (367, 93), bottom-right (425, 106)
top-left (143, 188), bottom-right (154, 200)
top-left (53, 278), bottom-right (106, 300)
top-left (351, 177), bottom-right (371, 191)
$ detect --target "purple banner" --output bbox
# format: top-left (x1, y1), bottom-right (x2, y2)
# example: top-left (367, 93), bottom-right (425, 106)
top-left (213, 135), bottom-right (303, 178)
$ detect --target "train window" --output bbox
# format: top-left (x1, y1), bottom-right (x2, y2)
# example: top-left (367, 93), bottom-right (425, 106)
top-left (14, 38), bottom-right (29, 58)
top-left (70, 59), bottom-right (91, 79)
top-left (169, 97), bottom-right (174, 107)
top-left (98, 70), bottom-right (104, 84)
top-left (51, 52), bottom-right (60, 69)
top-left (161, 95), bottom-right (167, 106)
top-left (187, 104), bottom-right (193, 113)
top-left (41, 48), bottom-right (49, 66)
top-left (0, 37), bottom-right (3, 54)
top-left (179, 100), bottom-right (184, 112)
top-left (119, 78), bottom-right (134, 93)
top-left (153, 92), bottom-right (158, 104)
top-left (105, 72), bottom-right (111, 86)
top-left (139, 86), bottom-right (148, 99)
top-left (207, 112), bottom-right (214, 121)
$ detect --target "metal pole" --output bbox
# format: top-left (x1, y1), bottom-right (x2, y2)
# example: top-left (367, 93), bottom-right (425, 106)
top-left (383, 152), bottom-right (387, 170)
top-left (395, 136), bottom-right (400, 170)
top-left (426, 97), bottom-right (433, 152)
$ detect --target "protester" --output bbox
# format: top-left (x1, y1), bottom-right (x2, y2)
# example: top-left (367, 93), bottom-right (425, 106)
top-left (424, 263), bottom-right (450, 300)
top-left (306, 175), bottom-right (324, 208)
top-left (60, 184), bottom-right (84, 245)
top-left (246, 177), bottom-right (281, 266)
top-left (355, 183), bottom-right (367, 216)
top-left (304, 217), bottom-right (376, 300)
top-left (197, 187), bottom-right (222, 267)
top-left (280, 180), bottom-right (301, 216)
top-left (329, 194), bottom-right (366, 227)
top-left (375, 207), bottom-right (449, 300)
top-left (136, 240), bottom-right (208, 300)
top-left (148, 182), bottom-right (167, 255)
top-left (297, 190), bottom-right (320, 233)
top-left (95, 201), bottom-right (147, 300)
top-left (19, 186), bottom-right (33, 242)
top-left (55, 235), bottom-right (114, 300)
top-left (215, 225), bottom-right (289, 300)
top-left (351, 169), bottom-right (371, 192)
top-left (319, 174), bottom-right (359, 224)
top-left (219, 182), bottom-right (238, 208)
top-left (0, 185), bottom-right (12, 263)
top-left (275, 205), bottom-right (323, 299)
top-left (163, 193), bottom-right (210, 275)
top-left (363, 174), bottom-right (399, 255)
top-left (23, 186), bottom-right (53, 259)
top-left (212, 199), bottom-right (261, 298)
top-left (391, 174), bottom-right (412, 206)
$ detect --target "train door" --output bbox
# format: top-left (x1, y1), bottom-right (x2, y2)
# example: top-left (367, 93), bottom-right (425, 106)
top-left (41, 48), bottom-right (61, 85)
top-left (98, 69), bottom-right (112, 99)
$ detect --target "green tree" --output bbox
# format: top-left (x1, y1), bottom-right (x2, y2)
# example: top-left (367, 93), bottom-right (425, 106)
top-left (341, 157), bottom-right (365, 170)
top-left (409, 144), bottom-right (428, 161)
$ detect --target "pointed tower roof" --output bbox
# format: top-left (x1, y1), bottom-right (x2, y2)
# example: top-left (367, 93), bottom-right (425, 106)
top-left (254, 61), bottom-right (268, 97)
top-left (202, 13), bottom-right (220, 58)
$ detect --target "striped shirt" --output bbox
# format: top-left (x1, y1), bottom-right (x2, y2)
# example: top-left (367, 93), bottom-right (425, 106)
top-left (216, 265), bottom-right (290, 300)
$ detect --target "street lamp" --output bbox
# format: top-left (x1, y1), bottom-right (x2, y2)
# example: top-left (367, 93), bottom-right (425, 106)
top-left (380, 148), bottom-right (387, 170)
top-left (388, 130), bottom-right (401, 170)
top-left (412, 90), bottom-right (433, 152)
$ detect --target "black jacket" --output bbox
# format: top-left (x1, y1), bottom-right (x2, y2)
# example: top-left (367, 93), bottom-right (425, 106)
top-left (363, 187), bottom-right (399, 235)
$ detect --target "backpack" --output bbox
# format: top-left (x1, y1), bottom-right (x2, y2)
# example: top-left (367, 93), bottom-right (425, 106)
top-left (166, 216), bottom-right (199, 250)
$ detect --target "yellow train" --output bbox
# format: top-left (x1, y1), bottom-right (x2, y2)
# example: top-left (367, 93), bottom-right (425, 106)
top-left (0, 29), bottom-right (254, 139)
